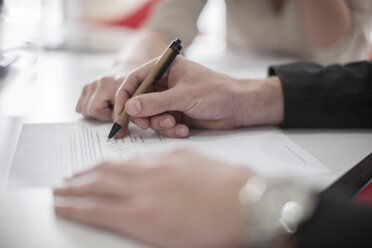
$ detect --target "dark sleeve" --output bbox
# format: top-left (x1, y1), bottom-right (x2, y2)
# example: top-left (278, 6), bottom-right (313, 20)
top-left (268, 61), bottom-right (372, 128)
top-left (294, 194), bottom-right (372, 248)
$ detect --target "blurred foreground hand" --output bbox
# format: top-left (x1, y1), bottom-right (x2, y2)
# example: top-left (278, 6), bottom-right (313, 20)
top-left (54, 148), bottom-right (253, 248)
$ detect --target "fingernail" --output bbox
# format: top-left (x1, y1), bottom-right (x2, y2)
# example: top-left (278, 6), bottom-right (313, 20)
top-left (176, 127), bottom-right (188, 137)
top-left (127, 99), bottom-right (142, 115)
top-left (160, 118), bottom-right (173, 128)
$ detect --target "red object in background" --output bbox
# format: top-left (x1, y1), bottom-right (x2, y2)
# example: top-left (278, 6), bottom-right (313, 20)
top-left (103, 0), bottom-right (161, 29)
top-left (353, 181), bottom-right (372, 208)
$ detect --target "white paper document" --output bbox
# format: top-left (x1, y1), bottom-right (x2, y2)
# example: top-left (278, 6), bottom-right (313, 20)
top-left (8, 122), bottom-right (328, 187)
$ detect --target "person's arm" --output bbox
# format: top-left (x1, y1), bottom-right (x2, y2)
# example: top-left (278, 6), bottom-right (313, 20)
top-left (269, 61), bottom-right (372, 128)
top-left (299, 0), bottom-right (351, 48)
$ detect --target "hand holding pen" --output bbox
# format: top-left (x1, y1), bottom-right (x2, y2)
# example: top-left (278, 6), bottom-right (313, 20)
top-left (110, 47), bottom-right (284, 139)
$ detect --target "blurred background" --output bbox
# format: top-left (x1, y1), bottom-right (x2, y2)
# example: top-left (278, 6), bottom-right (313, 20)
top-left (0, 0), bottom-right (225, 51)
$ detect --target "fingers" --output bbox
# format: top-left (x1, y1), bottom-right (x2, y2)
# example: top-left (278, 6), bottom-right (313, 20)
top-left (54, 196), bottom-right (132, 233)
top-left (133, 113), bottom-right (189, 138)
top-left (76, 84), bottom-right (89, 113)
top-left (69, 161), bottom-right (145, 179)
top-left (54, 171), bottom-right (135, 198)
top-left (111, 117), bottom-right (150, 139)
top-left (156, 124), bottom-right (189, 138)
top-left (131, 117), bottom-right (150, 130)
top-left (150, 114), bottom-right (176, 130)
top-left (113, 126), bottom-right (128, 139)
top-left (81, 81), bottom-right (98, 119)
top-left (55, 161), bottom-right (147, 198)
top-left (77, 77), bottom-right (122, 121)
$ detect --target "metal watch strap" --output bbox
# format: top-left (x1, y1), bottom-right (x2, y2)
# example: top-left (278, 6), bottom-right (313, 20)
top-left (239, 176), bottom-right (318, 248)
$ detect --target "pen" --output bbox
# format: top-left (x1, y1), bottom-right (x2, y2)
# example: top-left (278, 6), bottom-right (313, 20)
top-left (107, 38), bottom-right (182, 141)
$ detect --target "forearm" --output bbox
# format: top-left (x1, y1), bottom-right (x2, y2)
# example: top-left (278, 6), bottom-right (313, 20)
top-left (299, 0), bottom-right (351, 47)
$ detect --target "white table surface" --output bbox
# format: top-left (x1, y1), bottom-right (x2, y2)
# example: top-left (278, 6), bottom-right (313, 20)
top-left (1, 38), bottom-right (372, 248)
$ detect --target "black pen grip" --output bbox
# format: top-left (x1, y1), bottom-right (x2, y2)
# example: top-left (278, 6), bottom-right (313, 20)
top-left (154, 51), bottom-right (178, 81)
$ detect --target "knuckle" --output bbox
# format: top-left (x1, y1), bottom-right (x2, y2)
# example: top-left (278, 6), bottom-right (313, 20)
top-left (116, 84), bottom-right (128, 98)
top-left (152, 95), bottom-right (166, 113)
top-left (126, 71), bottom-right (136, 81)
top-left (90, 81), bottom-right (98, 90)
top-left (86, 106), bottom-right (94, 116)
top-left (100, 76), bottom-right (113, 84)
top-left (81, 85), bottom-right (89, 96)
top-left (90, 106), bottom-right (101, 116)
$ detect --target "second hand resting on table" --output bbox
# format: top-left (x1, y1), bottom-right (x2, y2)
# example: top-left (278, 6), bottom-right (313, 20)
top-left (54, 149), bottom-right (254, 248)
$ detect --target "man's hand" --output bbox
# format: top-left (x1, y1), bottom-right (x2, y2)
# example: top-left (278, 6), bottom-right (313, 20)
top-left (54, 149), bottom-right (253, 248)
top-left (114, 56), bottom-right (284, 138)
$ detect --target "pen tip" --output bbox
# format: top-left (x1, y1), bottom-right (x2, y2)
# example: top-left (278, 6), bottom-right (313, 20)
top-left (106, 138), bottom-right (110, 142)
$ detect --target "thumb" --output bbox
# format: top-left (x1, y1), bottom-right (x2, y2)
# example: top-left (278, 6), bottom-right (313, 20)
top-left (125, 88), bottom-right (187, 117)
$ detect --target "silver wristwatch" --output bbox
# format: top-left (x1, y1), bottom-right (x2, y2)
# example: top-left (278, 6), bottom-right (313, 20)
top-left (239, 176), bottom-right (318, 248)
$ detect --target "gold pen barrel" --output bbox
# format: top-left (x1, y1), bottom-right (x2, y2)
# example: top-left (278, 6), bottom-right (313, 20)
top-left (134, 48), bottom-right (176, 97)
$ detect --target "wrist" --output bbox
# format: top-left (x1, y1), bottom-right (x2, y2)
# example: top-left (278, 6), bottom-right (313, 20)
top-left (238, 176), bottom-right (318, 248)
top-left (234, 76), bottom-right (284, 127)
